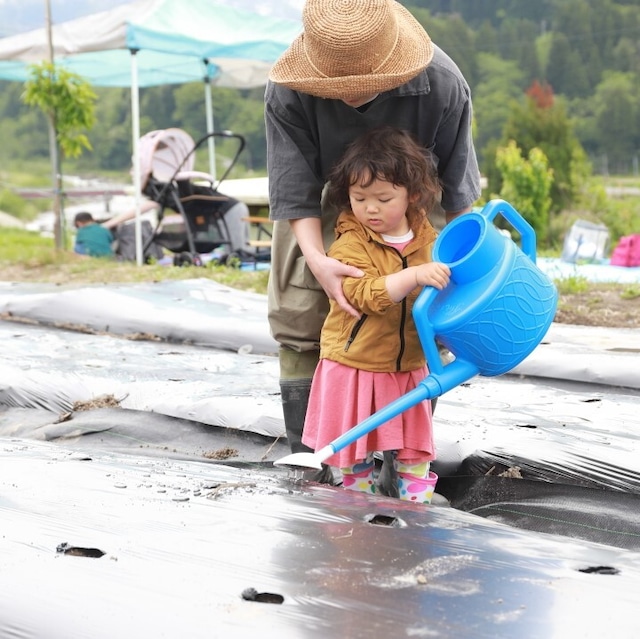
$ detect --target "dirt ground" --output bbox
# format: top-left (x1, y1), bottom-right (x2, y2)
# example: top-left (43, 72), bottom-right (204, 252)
top-left (555, 284), bottom-right (640, 328)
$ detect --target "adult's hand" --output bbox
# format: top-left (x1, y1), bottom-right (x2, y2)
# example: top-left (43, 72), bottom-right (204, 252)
top-left (290, 217), bottom-right (363, 319)
top-left (307, 252), bottom-right (363, 319)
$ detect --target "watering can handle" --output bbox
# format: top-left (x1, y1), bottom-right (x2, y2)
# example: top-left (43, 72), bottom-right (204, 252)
top-left (480, 199), bottom-right (537, 262)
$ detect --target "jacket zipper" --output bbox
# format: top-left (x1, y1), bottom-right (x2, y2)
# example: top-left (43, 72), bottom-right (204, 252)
top-left (344, 314), bottom-right (368, 352)
top-left (343, 245), bottom-right (409, 371)
top-left (396, 255), bottom-right (409, 371)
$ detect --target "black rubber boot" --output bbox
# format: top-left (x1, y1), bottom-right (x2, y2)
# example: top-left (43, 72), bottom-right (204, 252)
top-left (280, 379), bottom-right (312, 454)
top-left (280, 379), bottom-right (335, 485)
top-left (376, 451), bottom-right (399, 498)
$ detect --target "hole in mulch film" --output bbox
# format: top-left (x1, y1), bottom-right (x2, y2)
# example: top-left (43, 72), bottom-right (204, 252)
top-left (578, 565), bottom-right (620, 575)
top-left (56, 542), bottom-right (106, 558)
top-left (241, 588), bottom-right (284, 604)
top-left (365, 514), bottom-right (405, 528)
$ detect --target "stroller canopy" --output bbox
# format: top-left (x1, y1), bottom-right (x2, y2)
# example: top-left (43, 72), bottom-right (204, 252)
top-left (138, 128), bottom-right (197, 190)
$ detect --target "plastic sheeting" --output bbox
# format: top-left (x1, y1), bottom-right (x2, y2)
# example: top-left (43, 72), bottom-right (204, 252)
top-left (2, 305), bottom-right (640, 548)
top-left (0, 318), bottom-right (283, 436)
top-left (2, 278), bottom-right (640, 634)
top-left (512, 322), bottom-right (640, 390)
top-left (438, 474), bottom-right (640, 551)
top-left (0, 279), bottom-right (279, 355)
top-left (2, 438), bottom-right (640, 639)
top-left (1, 278), bottom-right (638, 389)
top-left (1, 279), bottom-right (638, 481)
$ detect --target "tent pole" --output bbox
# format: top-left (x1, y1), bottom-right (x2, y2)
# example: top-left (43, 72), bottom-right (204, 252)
top-left (130, 49), bottom-right (143, 266)
top-left (203, 59), bottom-right (216, 183)
top-left (44, 0), bottom-right (65, 251)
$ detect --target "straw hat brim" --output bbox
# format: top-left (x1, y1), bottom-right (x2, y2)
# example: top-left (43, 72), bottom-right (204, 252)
top-left (270, 4), bottom-right (433, 100)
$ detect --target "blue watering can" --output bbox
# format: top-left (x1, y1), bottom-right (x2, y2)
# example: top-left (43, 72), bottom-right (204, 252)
top-left (274, 199), bottom-right (559, 469)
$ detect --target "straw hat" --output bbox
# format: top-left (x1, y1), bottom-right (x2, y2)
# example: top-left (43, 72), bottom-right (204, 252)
top-left (269, 0), bottom-right (433, 99)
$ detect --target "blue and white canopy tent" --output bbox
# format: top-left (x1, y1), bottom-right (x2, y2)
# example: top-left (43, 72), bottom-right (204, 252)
top-left (0, 0), bottom-right (301, 262)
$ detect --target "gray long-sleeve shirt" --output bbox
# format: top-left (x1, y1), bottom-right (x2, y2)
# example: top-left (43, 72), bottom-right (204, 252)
top-left (265, 44), bottom-right (481, 221)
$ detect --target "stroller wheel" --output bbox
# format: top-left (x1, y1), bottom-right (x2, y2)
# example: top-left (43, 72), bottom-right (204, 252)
top-left (173, 251), bottom-right (194, 267)
top-left (225, 252), bottom-right (242, 269)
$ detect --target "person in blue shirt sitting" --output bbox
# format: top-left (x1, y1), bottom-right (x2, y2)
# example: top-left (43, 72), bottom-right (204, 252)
top-left (74, 211), bottom-right (114, 258)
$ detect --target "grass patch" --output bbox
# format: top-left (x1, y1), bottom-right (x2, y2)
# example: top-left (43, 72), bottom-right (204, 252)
top-left (553, 274), bottom-right (591, 295)
top-left (0, 227), bottom-right (270, 293)
top-left (0, 228), bottom-right (60, 262)
top-left (621, 285), bottom-right (640, 300)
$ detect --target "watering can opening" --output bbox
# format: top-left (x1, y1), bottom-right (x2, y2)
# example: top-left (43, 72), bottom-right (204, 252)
top-left (434, 213), bottom-right (508, 283)
top-left (436, 215), bottom-right (482, 264)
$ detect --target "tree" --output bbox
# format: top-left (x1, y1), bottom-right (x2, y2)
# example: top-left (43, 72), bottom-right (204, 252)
top-left (86, 88), bottom-right (133, 171)
top-left (592, 72), bottom-right (639, 173)
top-left (500, 87), bottom-right (588, 212)
top-left (22, 62), bottom-right (96, 249)
top-left (546, 32), bottom-right (590, 98)
top-left (527, 80), bottom-right (554, 108)
top-left (472, 53), bottom-right (525, 164)
top-left (23, 62), bottom-right (96, 160)
top-left (495, 140), bottom-right (553, 244)
top-left (495, 17), bottom-right (541, 84)
top-left (410, 8), bottom-right (478, 85)
top-left (474, 20), bottom-right (499, 56)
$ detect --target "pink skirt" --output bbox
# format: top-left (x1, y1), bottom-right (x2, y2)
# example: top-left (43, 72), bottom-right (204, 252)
top-left (302, 359), bottom-right (436, 468)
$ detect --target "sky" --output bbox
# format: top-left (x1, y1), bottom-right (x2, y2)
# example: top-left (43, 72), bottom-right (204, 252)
top-left (0, 0), bottom-right (303, 37)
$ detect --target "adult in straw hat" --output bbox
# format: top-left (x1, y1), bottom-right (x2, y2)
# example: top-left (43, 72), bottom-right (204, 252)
top-left (265, 0), bottom-right (481, 478)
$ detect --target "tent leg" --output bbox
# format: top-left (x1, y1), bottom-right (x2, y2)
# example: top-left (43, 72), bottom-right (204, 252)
top-left (203, 59), bottom-right (216, 184)
top-left (130, 49), bottom-right (143, 266)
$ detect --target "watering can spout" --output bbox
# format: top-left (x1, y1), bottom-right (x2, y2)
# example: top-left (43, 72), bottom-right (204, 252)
top-left (327, 356), bottom-right (480, 455)
top-left (274, 358), bottom-right (480, 470)
top-left (418, 358), bottom-right (479, 398)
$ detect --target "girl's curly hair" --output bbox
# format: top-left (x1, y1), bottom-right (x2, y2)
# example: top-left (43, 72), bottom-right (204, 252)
top-left (326, 126), bottom-right (442, 232)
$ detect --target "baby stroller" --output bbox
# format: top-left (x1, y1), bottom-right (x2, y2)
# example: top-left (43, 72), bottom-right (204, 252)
top-left (138, 127), bottom-right (267, 267)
